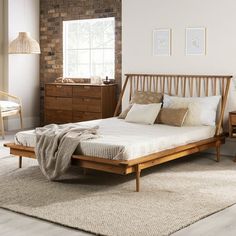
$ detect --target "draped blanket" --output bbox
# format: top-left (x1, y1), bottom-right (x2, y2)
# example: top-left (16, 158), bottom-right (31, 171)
top-left (35, 123), bottom-right (99, 180)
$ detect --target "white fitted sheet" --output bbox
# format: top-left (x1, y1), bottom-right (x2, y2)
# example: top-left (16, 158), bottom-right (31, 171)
top-left (14, 118), bottom-right (216, 161)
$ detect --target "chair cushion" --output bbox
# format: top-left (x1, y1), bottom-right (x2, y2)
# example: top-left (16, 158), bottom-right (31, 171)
top-left (0, 101), bottom-right (20, 112)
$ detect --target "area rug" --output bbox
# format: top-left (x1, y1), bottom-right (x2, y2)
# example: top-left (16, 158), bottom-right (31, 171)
top-left (0, 154), bottom-right (236, 236)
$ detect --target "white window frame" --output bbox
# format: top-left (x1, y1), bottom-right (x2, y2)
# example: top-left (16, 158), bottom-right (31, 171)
top-left (63, 17), bottom-right (115, 79)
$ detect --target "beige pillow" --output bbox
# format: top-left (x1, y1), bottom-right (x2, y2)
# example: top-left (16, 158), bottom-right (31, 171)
top-left (155, 108), bottom-right (188, 127)
top-left (118, 91), bottom-right (163, 119)
top-left (125, 103), bottom-right (162, 125)
top-left (131, 91), bottom-right (163, 104)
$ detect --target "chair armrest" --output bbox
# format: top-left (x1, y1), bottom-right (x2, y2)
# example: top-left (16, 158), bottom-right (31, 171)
top-left (0, 91), bottom-right (22, 105)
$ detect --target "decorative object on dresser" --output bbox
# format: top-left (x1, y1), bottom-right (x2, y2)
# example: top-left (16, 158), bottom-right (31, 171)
top-left (44, 83), bottom-right (117, 124)
top-left (54, 77), bottom-right (74, 83)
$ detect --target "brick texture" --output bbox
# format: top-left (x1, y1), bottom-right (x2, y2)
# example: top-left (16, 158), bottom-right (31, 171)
top-left (40, 0), bottom-right (122, 123)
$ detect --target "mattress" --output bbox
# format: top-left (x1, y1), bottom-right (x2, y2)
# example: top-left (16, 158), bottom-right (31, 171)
top-left (14, 118), bottom-right (216, 161)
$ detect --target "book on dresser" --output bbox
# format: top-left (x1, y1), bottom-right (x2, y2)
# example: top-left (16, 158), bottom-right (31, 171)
top-left (44, 83), bottom-right (117, 124)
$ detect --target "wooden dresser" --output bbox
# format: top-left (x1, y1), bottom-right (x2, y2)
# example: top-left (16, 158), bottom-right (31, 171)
top-left (44, 83), bottom-right (117, 124)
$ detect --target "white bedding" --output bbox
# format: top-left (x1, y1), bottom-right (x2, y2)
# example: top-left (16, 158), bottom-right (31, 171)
top-left (14, 118), bottom-right (216, 161)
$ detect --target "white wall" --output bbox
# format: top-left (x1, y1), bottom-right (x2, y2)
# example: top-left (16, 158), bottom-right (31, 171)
top-left (122, 0), bottom-right (236, 156)
top-left (122, 0), bottom-right (236, 107)
top-left (7, 0), bottom-right (40, 130)
top-left (0, 0), bottom-right (3, 90)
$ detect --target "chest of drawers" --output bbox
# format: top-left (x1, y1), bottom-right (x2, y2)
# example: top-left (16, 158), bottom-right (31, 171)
top-left (44, 83), bottom-right (117, 124)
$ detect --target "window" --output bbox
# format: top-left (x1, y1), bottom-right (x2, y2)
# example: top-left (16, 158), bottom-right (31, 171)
top-left (63, 17), bottom-right (115, 79)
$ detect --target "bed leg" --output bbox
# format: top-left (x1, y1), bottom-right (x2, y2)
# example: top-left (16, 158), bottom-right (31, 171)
top-left (216, 143), bottom-right (221, 162)
top-left (136, 164), bottom-right (141, 192)
top-left (19, 156), bottom-right (22, 168)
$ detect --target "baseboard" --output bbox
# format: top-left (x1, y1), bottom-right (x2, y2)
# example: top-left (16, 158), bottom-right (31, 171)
top-left (204, 138), bottom-right (236, 157)
top-left (7, 116), bottom-right (40, 131)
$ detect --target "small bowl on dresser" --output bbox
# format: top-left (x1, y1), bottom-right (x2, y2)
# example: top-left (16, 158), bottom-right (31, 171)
top-left (103, 80), bottom-right (111, 85)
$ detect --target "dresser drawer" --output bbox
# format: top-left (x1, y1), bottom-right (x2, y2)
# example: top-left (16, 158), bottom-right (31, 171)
top-left (230, 114), bottom-right (236, 125)
top-left (73, 98), bottom-right (101, 112)
top-left (73, 86), bottom-right (101, 98)
top-left (45, 110), bottom-right (72, 124)
top-left (45, 84), bottom-right (72, 97)
top-left (73, 111), bottom-right (102, 122)
top-left (45, 97), bottom-right (72, 110)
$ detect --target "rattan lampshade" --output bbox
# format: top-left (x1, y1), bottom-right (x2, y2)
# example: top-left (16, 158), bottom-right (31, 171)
top-left (9, 32), bottom-right (41, 54)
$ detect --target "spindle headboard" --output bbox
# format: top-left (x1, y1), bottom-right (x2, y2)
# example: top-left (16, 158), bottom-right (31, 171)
top-left (114, 74), bottom-right (232, 136)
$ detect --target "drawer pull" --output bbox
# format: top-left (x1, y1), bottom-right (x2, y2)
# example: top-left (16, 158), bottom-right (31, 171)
top-left (84, 98), bottom-right (90, 102)
top-left (84, 86), bottom-right (90, 90)
top-left (56, 85), bottom-right (62, 88)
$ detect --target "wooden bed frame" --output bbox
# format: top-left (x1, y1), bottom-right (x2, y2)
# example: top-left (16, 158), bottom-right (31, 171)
top-left (4, 74), bottom-right (232, 192)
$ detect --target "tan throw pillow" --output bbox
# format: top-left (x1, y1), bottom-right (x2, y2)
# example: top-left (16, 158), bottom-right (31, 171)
top-left (163, 94), bottom-right (221, 126)
top-left (155, 108), bottom-right (188, 127)
top-left (131, 91), bottom-right (163, 104)
top-left (118, 91), bottom-right (163, 119)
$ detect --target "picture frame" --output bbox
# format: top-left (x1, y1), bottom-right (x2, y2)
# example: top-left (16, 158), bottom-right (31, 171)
top-left (153, 28), bottom-right (171, 56)
top-left (185, 27), bottom-right (206, 56)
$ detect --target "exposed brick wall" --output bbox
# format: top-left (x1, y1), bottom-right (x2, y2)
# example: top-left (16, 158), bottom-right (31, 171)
top-left (40, 0), bottom-right (122, 123)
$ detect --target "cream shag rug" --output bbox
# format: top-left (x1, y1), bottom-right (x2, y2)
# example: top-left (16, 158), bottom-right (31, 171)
top-left (0, 154), bottom-right (236, 236)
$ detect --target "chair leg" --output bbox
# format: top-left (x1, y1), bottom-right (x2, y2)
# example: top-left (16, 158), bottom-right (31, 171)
top-left (136, 164), bottom-right (141, 192)
top-left (0, 116), bottom-right (5, 139)
top-left (19, 110), bottom-right (23, 129)
top-left (19, 156), bottom-right (22, 168)
top-left (216, 143), bottom-right (221, 162)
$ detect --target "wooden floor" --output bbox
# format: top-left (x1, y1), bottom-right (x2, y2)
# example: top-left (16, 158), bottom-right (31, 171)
top-left (173, 204), bottom-right (236, 236)
top-left (0, 208), bottom-right (90, 236)
top-left (1, 204), bottom-right (236, 236)
top-left (0, 132), bottom-right (236, 236)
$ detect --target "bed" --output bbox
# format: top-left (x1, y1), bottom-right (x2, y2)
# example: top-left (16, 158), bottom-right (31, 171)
top-left (4, 74), bottom-right (232, 192)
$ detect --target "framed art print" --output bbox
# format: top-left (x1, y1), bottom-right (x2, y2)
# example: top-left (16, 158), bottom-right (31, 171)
top-left (153, 29), bottom-right (171, 56)
top-left (186, 27), bottom-right (206, 56)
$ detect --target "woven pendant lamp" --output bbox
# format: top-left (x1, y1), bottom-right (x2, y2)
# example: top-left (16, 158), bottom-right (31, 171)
top-left (9, 32), bottom-right (41, 54)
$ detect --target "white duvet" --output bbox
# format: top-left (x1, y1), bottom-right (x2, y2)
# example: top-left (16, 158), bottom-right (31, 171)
top-left (14, 118), bottom-right (215, 161)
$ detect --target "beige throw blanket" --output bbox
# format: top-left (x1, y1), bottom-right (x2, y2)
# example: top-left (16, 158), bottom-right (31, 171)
top-left (35, 123), bottom-right (99, 180)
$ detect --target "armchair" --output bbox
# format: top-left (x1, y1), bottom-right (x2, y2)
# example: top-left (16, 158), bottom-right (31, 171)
top-left (0, 91), bottom-right (23, 139)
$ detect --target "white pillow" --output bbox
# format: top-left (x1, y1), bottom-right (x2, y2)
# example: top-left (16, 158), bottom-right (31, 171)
top-left (125, 103), bottom-right (162, 125)
top-left (163, 94), bottom-right (221, 126)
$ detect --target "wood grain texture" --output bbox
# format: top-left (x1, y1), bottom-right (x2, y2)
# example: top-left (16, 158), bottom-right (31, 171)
top-left (3, 135), bottom-right (226, 192)
top-left (5, 73), bottom-right (232, 192)
top-left (44, 83), bottom-right (117, 124)
top-left (229, 111), bottom-right (236, 138)
top-left (115, 74), bottom-right (232, 136)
